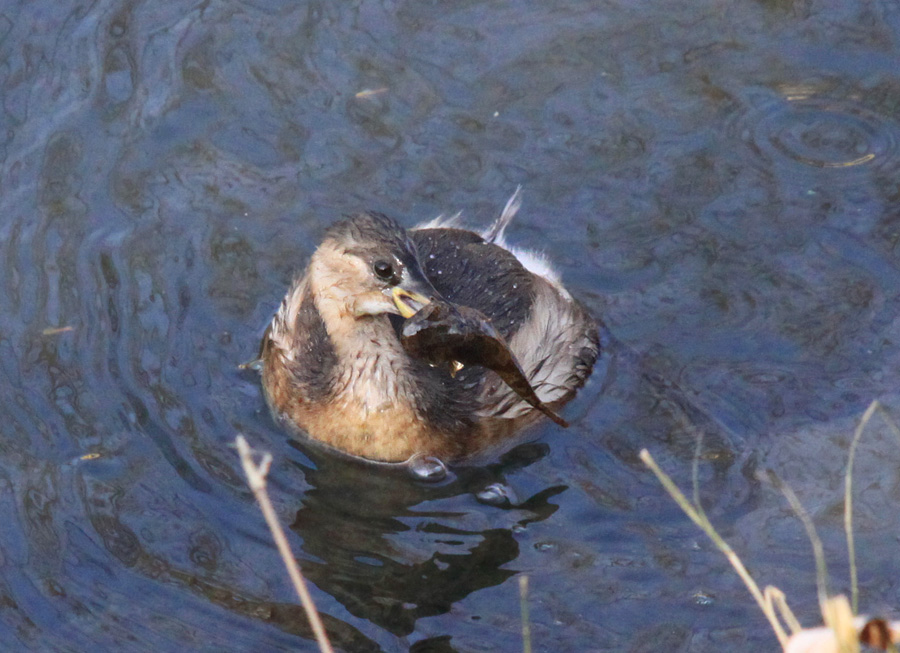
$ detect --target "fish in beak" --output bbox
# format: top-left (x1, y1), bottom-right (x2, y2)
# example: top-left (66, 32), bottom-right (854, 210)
top-left (400, 299), bottom-right (569, 428)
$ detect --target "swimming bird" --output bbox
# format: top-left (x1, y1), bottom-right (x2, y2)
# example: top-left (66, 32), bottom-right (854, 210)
top-left (260, 190), bottom-right (599, 462)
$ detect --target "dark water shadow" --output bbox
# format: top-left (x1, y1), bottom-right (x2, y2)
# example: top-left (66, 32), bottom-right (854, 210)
top-left (288, 440), bottom-right (565, 638)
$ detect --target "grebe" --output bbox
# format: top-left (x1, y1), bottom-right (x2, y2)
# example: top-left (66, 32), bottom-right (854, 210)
top-left (260, 191), bottom-right (599, 462)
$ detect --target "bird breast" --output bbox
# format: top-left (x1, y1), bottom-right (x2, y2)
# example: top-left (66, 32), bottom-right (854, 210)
top-left (330, 326), bottom-right (414, 415)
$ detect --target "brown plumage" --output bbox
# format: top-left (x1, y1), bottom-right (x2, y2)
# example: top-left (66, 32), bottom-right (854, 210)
top-left (260, 192), bottom-right (599, 462)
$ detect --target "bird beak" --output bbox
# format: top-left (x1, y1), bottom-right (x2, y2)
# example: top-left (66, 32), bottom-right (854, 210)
top-left (391, 286), bottom-right (432, 318)
top-left (390, 268), bottom-right (437, 318)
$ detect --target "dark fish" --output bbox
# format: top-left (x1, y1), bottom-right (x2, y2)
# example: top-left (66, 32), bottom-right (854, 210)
top-left (401, 300), bottom-right (569, 428)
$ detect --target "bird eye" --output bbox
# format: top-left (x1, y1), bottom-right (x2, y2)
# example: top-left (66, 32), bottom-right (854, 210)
top-left (372, 259), bottom-right (396, 281)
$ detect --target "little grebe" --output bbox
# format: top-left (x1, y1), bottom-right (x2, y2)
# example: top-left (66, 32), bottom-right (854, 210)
top-left (260, 191), bottom-right (599, 462)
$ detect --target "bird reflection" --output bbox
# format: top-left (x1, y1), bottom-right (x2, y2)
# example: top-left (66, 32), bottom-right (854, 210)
top-left (288, 442), bottom-right (565, 636)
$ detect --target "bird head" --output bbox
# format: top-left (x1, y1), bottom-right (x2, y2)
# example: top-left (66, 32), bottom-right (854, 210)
top-left (308, 212), bottom-right (437, 321)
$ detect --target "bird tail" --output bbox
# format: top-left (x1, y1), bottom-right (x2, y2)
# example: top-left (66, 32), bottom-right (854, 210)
top-left (482, 186), bottom-right (522, 245)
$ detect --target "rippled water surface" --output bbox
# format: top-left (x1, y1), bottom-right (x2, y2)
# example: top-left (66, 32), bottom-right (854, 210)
top-left (2, 1), bottom-right (900, 651)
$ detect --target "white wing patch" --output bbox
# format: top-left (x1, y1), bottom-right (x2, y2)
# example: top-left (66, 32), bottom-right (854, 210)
top-left (496, 244), bottom-right (565, 290)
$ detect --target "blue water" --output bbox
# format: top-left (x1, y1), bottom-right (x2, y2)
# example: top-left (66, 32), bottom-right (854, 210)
top-left (2, 0), bottom-right (900, 650)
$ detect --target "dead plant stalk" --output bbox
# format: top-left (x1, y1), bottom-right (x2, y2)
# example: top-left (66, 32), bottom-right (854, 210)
top-left (235, 435), bottom-right (334, 653)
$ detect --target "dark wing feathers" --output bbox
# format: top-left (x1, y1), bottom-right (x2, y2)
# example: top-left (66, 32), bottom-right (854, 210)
top-left (411, 228), bottom-right (535, 337)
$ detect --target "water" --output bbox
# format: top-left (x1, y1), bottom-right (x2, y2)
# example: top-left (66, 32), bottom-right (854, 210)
top-left (1, 0), bottom-right (900, 650)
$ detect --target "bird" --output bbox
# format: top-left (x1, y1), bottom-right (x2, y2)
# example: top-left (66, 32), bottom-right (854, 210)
top-left (260, 189), bottom-right (600, 463)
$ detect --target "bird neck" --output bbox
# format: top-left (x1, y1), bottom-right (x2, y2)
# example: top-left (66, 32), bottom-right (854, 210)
top-left (342, 321), bottom-right (413, 413)
top-left (312, 293), bottom-right (412, 414)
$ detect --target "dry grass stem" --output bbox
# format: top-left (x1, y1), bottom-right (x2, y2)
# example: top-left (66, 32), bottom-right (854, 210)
top-left (765, 586), bottom-right (803, 635)
top-left (519, 575), bottom-right (532, 653)
top-left (844, 400), bottom-right (900, 614)
top-left (235, 435), bottom-right (334, 653)
top-left (645, 403), bottom-right (900, 652)
top-left (845, 400), bottom-right (878, 615)
top-left (822, 595), bottom-right (859, 653)
top-left (764, 471), bottom-right (830, 616)
top-left (691, 426), bottom-right (705, 522)
top-left (639, 449), bottom-right (794, 647)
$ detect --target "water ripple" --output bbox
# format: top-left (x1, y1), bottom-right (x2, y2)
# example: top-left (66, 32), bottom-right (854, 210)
top-left (727, 84), bottom-right (900, 175)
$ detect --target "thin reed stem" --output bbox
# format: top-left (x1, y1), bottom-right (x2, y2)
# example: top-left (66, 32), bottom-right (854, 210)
top-left (519, 575), bottom-right (532, 653)
top-left (235, 435), bottom-right (334, 653)
top-left (844, 400), bottom-right (900, 615)
top-left (843, 400), bottom-right (878, 615)
top-left (640, 449), bottom-right (792, 647)
top-left (765, 586), bottom-right (803, 636)
top-left (765, 471), bottom-right (830, 617)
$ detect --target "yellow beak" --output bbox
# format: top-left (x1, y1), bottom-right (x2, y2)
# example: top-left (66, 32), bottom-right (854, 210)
top-left (391, 286), bottom-right (431, 318)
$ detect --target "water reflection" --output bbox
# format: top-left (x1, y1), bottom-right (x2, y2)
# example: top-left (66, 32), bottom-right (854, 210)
top-left (290, 443), bottom-right (564, 637)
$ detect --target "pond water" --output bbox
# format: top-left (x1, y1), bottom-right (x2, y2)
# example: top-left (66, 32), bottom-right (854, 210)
top-left (2, 0), bottom-right (900, 650)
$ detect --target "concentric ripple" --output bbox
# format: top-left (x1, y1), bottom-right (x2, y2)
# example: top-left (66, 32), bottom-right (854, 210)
top-left (728, 87), bottom-right (900, 172)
